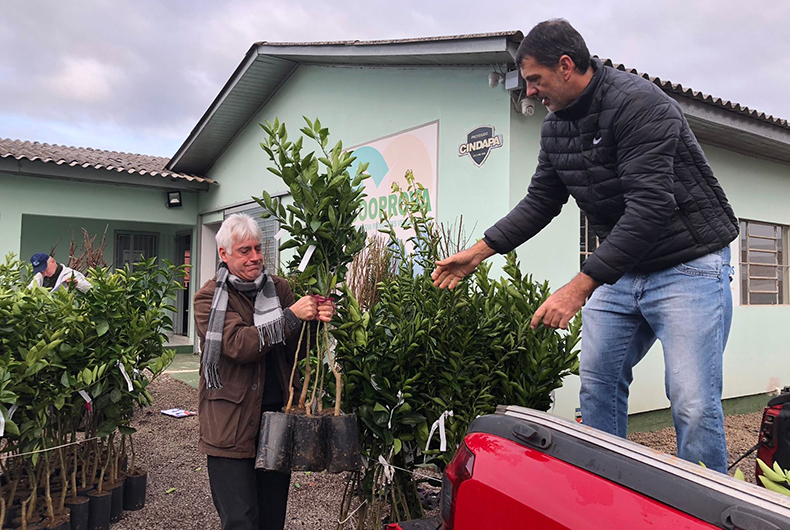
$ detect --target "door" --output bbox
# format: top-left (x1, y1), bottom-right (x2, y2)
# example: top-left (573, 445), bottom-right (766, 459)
top-left (174, 232), bottom-right (191, 336)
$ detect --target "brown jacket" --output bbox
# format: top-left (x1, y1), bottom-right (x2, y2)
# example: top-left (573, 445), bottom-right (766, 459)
top-left (194, 275), bottom-right (307, 458)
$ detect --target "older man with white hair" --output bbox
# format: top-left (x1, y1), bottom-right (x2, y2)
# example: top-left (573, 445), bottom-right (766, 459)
top-left (193, 213), bottom-right (333, 530)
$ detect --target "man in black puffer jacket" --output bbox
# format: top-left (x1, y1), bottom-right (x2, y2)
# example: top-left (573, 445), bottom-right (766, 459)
top-left (433, 19), bottom-right (738, 472)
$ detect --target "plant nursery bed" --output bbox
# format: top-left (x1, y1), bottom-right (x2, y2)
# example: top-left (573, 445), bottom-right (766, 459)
top-left (111, 376), bottom-right (762, 529)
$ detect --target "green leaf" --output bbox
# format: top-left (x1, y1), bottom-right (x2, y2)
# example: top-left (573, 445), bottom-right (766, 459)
top-left (165, 487), bottom-right (176, 494)
top-left (118, 425), bottom-right (137, 435)
top-left (96, 320), bottom-right (109, 337)
top-left (4, 420), bottom-right (19, 437)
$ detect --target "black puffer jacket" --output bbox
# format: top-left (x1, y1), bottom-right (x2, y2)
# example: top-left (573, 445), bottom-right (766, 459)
top-left (484, 58), bottom-right (738, 285)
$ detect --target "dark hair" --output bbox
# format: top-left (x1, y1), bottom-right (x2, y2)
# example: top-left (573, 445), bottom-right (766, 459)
top-left (516, 19), bottom-right (591, 73)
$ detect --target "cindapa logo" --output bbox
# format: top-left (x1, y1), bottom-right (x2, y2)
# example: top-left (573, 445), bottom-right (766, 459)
top-left (458, 125), bottom-right (504, 167)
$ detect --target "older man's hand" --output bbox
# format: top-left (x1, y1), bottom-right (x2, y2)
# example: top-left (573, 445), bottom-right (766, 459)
top-left (290, 295), bottom-right (336, 323)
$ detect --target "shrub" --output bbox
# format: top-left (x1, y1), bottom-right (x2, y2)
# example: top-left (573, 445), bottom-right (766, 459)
top-left (332, 173), bottom-right (581, 525)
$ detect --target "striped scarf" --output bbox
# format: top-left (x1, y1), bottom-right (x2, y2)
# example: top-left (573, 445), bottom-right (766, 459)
top-left (203, 262), bottom-right (285, 389)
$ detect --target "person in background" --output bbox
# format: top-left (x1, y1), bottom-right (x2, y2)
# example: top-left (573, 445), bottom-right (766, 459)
top-left (28, 253), bottom-right (91, 293)
top-left (193, 213), bottom-right (334, 530)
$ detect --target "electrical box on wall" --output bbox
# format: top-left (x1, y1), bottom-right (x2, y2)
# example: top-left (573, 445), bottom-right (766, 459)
top-left (505, 70), bottom-right (524, 91)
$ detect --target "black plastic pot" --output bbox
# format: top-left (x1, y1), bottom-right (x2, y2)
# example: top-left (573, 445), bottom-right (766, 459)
top-left (255, 412), bottom-right (293, 473)
top-left (290, 415), bottom-right (326, 472)
top-left (65, 496), bottom-right (89, 530)
top-left (123, 471), bottom-right (147, 511)
top-left (107, 481), bottom-right (124, 523)
top-left (86, 490), bottom-right (111, 530)
top-left (325, 413), bottom-right (361, 473)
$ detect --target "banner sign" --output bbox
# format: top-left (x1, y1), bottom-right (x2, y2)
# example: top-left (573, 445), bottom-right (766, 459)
top-left (349, 121), bottom-right (439, 244)
top-left (458, 125), bottom-right (503, 167)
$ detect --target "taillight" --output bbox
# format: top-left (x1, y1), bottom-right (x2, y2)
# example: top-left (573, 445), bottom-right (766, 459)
top-left (441, 441), bottom-right (475, 529)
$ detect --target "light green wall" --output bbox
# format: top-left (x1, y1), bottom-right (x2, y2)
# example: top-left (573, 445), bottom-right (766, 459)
top-left (200, 62), bottom-right (790, 421)
top-left (20, 215), bottom-right (192, 270)
top-left (0, 171), bottom-right (199, 258)
top-left (203, 65), bottom-right (513, 243)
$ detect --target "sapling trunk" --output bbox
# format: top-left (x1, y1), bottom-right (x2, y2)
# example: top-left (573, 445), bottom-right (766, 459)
top-left (309, 338), bottom-right (323, 415)
top-left (129, 435), bottom-right (136, 476)
top-left (298, 325), bottom-right (312, 411)
top-left (97, 440), bottom-right (109, 494)
top-left (44, 450), bottom-right (55, 523)
top-left (0, 495), bottom-right (6, 530)
top-left (108, 433), bottom-right (116, 483)
top-left (9, 459), bottom-right (21, 510)
top-left (70, 445), bottom-right (78, 498)
top-left (25, 461), bottom-right (39, 521)
top-left (324, 324), bottom-right (342, 417)
top-left (285, 323), bottom-right (308, 414)
top-left (20, 498), bottom-right (27, 530)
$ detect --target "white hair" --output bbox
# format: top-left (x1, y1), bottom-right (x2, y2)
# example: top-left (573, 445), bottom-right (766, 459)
top-left (215, 213), bottom-right (262, 256)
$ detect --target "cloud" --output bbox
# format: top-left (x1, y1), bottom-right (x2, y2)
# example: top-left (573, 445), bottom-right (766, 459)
top-left (0, 0), bottom-right (788, 157)
top-left (45, 57), bottom-right (123, 102)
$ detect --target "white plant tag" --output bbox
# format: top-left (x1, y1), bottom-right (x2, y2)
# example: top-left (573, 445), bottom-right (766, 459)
top-left (8, 404), bottom-right (18, 419)
top-left (377, 454), bottom-right (394, 482)
top-left (425, 410), bottom-right (454, 452)
top-left (79, 390), bottom-right (93, 412)
top-left (0, 409), bottom-right (5, 437)
top-left (117, 360), bottom-right (134, 391)
top-left (298, 245), bottom-right (317, 272)
top-left (274, 228), bottom-right (288, 241)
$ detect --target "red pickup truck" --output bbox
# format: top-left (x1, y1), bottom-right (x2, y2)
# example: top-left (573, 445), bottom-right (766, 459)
top-left (393, 406), bottom-right (790, 530)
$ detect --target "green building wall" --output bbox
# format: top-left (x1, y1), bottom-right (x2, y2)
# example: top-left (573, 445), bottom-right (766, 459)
top-left (199, 63), bottom-right (790, 421)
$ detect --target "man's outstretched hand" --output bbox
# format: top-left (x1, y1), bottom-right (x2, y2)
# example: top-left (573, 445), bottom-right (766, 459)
top-left (530, 273), bottom-right (599, 330)
top-left (432, 240), bottom-right (496, 290)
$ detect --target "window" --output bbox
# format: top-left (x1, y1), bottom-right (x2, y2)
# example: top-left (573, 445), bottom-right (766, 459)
top-left (226, 205), bottom-right (280, 273)
top-left (580, 212), bottom-right (599, 269)
top-left (115, 231), bottom-right (158, 270)
top-left (740, 220), bottom-right (789, 305)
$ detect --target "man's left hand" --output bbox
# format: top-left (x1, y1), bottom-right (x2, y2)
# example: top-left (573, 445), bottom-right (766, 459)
top-left (530, 273), bottom-right (599, 330)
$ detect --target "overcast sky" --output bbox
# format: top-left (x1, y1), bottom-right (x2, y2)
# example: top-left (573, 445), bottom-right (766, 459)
top-left (2, 0), bottom-right (788, 158)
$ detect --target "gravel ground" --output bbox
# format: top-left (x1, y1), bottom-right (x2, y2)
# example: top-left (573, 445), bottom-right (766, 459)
top-left (113, 376), bottom-right (765, 529)
top-left (112, 375), bottom-right (348, 530)
top-left (630, 411), bottom-right (763, 484)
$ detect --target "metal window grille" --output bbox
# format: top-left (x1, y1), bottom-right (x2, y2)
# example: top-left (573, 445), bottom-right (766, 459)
top-left (115, 231), bottom-right (158, 271)
top-left (226, 206), bottom-right (280, 273)
top-left (580, 212), bottom-right (599, 270)
top-left (740, 219), bottom-right (789, 305)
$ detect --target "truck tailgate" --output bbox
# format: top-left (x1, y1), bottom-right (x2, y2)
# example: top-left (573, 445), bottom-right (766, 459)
top-left (454, 406), bottom-right (790, 530)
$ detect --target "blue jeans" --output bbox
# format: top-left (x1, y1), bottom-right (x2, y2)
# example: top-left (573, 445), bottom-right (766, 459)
top-left (579, 247), bottom-right (732, 472)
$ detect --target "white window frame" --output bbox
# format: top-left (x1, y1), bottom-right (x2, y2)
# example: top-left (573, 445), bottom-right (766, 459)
top-left (739, 219), bottom-right (789, 306)
top-left (580, 212), bottom-right (599, 270)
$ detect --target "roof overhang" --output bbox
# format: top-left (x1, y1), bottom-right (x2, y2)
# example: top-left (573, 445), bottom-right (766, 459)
top-left (678, 97), bottom-right (790, 166)
top-left (0, 157), bottom-right (211, 191)
top-left (169, 32), bottom-right (790, 176)
top-left (167, 32), bottom-right (523, 175)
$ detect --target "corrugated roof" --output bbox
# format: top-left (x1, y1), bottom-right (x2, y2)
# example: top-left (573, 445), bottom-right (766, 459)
top-left (0, 138), bottom-right (214, 185)
top-left (602, 59), bottom-right (790, 132)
